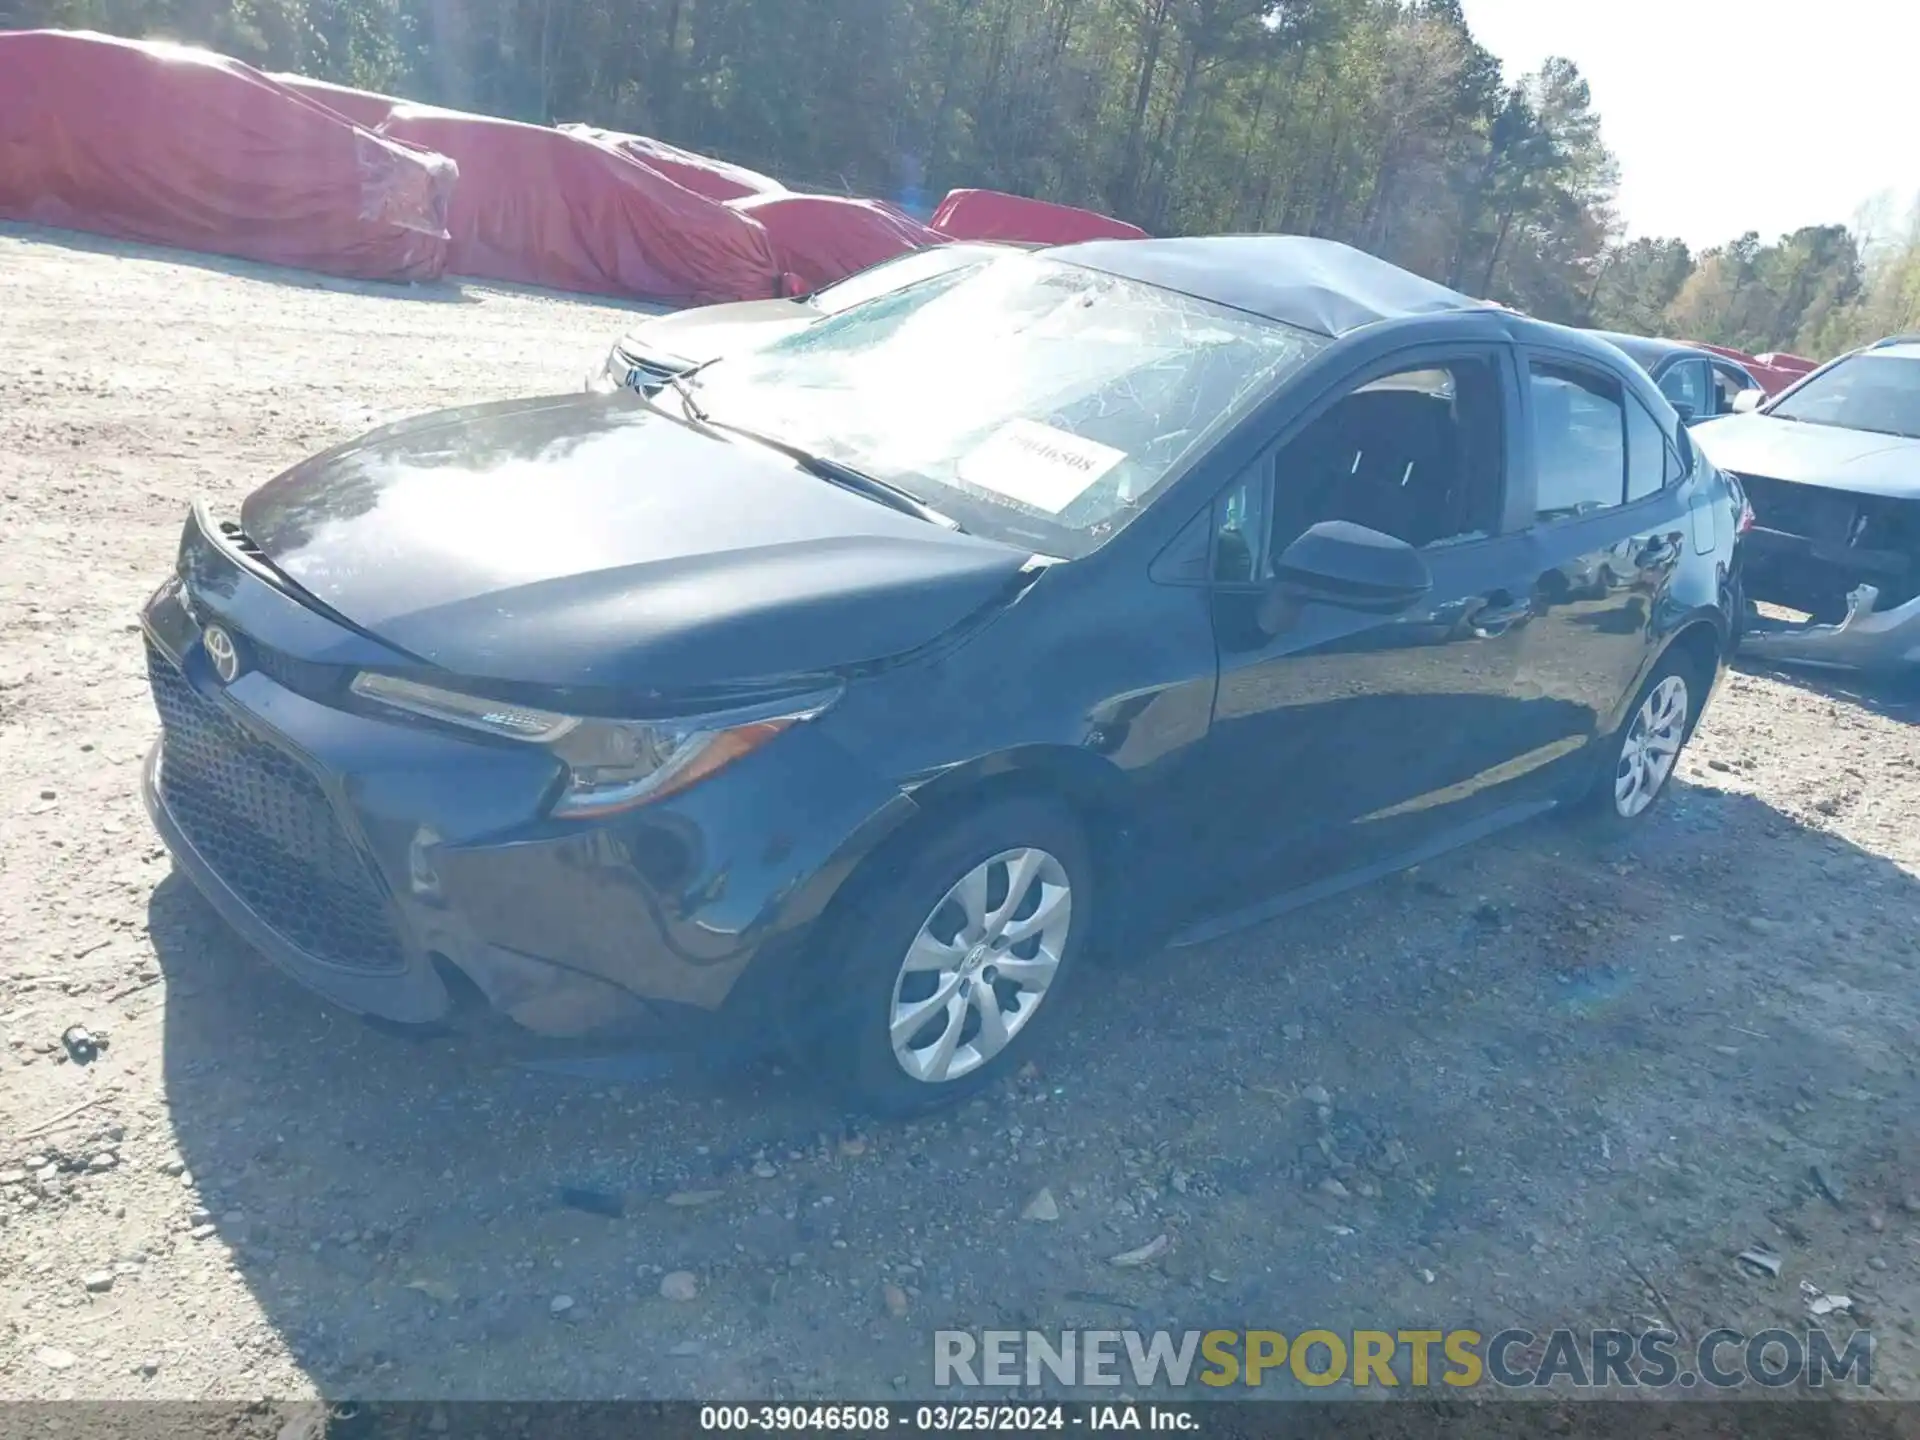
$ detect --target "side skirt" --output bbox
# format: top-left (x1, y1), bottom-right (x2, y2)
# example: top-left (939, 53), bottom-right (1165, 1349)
top-left (1166, 799), bottom-right (1559, 950)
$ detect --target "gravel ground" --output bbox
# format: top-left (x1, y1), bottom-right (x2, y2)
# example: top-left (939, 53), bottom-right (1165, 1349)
top-left (5, 223), bottom-right (1920, 1407)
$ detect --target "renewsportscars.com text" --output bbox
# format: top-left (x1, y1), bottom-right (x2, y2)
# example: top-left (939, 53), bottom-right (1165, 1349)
top-left (933, 1327), bottom-right (1874, 1391)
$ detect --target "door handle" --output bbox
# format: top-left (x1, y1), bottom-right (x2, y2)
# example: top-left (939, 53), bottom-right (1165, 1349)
top-left (1470, 593), bottom-right (1532, 637)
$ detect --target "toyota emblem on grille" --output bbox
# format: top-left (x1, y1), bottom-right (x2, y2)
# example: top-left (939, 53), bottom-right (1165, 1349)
top-left (203, 625), bottom-right (241, 684)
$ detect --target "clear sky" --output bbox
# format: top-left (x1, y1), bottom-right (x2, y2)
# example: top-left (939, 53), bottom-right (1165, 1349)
top-left (1456, 0), bottom-right (1918, 251)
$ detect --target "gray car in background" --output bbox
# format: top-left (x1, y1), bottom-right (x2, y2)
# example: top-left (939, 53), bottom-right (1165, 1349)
top-left (588, 241), bottom-right (1022, 394)
top-left (1586, 330), bottom-right (1766, 426)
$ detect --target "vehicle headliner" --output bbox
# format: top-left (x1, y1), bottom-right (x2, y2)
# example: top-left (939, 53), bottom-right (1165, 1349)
top-left (1050, 234), bottom-right (1480, 338)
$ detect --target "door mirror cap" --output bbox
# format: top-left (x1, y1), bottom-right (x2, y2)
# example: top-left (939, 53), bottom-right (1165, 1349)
top-left (1259, 520), bottom-right (1433, 631)
top-left (1731, 388), bottom-right (1766, 414)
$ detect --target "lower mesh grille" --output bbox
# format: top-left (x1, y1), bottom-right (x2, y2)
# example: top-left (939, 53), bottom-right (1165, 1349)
top-left (147, 643), bottom-right (404, 974)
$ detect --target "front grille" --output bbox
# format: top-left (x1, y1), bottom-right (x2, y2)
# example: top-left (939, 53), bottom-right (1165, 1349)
top-left (1735, 472), bottom-right (1859, 542)
top-left (147, 643), bottom-right (404, 974)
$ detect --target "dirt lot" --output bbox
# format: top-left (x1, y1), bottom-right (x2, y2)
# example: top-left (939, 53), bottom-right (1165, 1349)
top-left (5, 223), bottom-right (1920, 1408)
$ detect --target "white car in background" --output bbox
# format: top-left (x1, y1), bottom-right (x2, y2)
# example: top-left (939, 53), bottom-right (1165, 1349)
top-left (1692, 336), bottom-right (1920, 670)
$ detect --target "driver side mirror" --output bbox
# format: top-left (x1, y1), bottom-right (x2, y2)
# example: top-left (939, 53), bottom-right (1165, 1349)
top-left (1257, 520), bottom-right (1433, 633)
top-left (1731, 388), bottom-right (1766, 414)
top-left (1672, 400), bottom-right (1698, 424)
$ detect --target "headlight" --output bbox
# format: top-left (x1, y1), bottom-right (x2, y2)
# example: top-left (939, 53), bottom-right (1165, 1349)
top-left (349, 672), bottom-right (839, 817)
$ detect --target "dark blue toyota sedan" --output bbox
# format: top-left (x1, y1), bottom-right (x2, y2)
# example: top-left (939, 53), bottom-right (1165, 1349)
top-left (141, 236), bottom-right (1744, 1113)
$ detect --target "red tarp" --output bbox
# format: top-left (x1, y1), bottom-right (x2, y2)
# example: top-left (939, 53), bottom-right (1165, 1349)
top-left (931, 188), bottom-right (1147, 245)
top-left (380, 104), bottom-right (780, 302)
top-left (558, 124), bottom-right (784, 203)
top-left (271, 72), bottom-right (403, 130)
top-left (0, 30), bottom-right (454, 282)
top-left (726, 192), bottom-right (946, 293)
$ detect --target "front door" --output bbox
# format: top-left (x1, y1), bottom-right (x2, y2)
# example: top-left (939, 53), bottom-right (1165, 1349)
top-left (1192, 346), bottom-right (1574, 919)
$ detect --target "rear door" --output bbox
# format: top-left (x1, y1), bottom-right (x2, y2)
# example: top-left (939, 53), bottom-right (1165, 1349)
top-left (1508, 347), bottom-right (1692, 787)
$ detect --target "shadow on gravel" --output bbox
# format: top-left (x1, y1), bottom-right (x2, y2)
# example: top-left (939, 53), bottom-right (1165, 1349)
top-left (146, 777), bottom-right (1920, 1401)
top-left (0, 221), bottom-right (480, 304)
top-left (0, 222), bottom-right (679, 318)
top-left (1733, 655), bottom-right (1920, 727)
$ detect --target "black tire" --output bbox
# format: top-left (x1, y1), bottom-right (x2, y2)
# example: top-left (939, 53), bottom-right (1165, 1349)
top-left (808, 796), bottom-right (1093, 1118)
top-left (1575, 646), bottom-right (1709, 832)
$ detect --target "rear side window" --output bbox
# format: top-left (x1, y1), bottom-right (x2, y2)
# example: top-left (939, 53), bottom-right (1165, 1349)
top-left (1529, 362), bottom-right (1626, 521)
top-left (1625, 395), bottom-right (1667, 502)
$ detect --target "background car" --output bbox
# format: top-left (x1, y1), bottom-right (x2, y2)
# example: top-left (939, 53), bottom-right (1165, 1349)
top-left (1690, 335), bottom-right (1920, 669)
top-left (588, 239), bottom-right (1023, 393)
top-left (144, 237), bottom-right (1740, 1115)
top-left (1586, 330), bottom-right (1766, 425)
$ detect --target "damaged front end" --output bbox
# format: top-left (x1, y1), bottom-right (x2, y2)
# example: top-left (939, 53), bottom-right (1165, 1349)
top-left (1742, 582), bottom-right (1920, 671)
top-left (1734, 471), bottom-right (1920, 670)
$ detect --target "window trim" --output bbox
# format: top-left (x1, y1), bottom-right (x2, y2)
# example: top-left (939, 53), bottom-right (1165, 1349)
top-left (1200, 340), bottom-right (1523, 590)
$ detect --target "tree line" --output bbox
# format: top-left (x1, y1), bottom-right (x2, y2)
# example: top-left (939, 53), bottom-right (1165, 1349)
top-left (10, 0), bottom-right (1918, 356)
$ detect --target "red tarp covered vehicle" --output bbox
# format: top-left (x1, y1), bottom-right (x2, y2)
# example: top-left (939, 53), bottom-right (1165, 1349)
top-left (727, 192), bottom-right (946, 293)
top-left (271, 72), bottom-right (404, 130)
top-left (559, 124), bottom-right (784, 203)
top-left (1694, 342), bottom-right (1814, 396)
top-left (0, 30), bottom-right (454, 282)
top-left (379, 104), bottom-right (780, 302)
top-left (931, 188), bottom-right (1147, 245)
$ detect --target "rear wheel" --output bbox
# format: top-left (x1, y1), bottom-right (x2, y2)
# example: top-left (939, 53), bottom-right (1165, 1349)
top-left (810, 797), bottom-right (1091, 1117)
top-left (1577, 649), bottom-right (1706, 829)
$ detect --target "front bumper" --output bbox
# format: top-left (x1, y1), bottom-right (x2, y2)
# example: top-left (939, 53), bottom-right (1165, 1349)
top-left (1740, 582), bottom-right (1920, 671)
top-left (139, 507), bottom-right (909, 1038)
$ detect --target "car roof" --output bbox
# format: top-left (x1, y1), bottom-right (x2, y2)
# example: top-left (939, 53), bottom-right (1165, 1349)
top-left (1863, 339), bottom-right (1920, 361)
top-left (1589, 330), bottom-right (1728, 368)
top-left (1050, 235), bottom-right (1480, 337)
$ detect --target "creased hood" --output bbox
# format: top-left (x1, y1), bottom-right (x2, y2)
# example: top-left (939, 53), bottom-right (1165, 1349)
top-left (619, 298), bottom-right (815, 367)
top-left (239, 394), bottom-right (1031, 694)
top-left (1693, 413), bottom-right (1920, 500)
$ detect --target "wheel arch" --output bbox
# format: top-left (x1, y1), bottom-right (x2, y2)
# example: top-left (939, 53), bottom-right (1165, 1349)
top-left (723, 744), bottom-right (1137, 1045)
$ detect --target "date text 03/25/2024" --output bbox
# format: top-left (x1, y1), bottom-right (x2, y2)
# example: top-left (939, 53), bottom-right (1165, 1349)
top-left (697, 1404), bottom-right (1197, 1431)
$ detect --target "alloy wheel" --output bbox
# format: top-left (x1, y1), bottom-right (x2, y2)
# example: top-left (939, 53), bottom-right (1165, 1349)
top-left (888, 847), bottom-right (1072, 1084)
top-left (1614, 674), bottom-right (1689, 819)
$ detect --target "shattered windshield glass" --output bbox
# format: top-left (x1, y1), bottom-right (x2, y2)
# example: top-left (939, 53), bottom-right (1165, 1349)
top-left (689, 252), bottom-right (1328, 555)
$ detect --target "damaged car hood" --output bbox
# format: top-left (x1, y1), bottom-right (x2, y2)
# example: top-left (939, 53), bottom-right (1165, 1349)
top-left (618, 298), bottom-right (816, 367)
top-left (1693, 413), bottom-right (1920, 499)
top-left (239, 395), bottom-right (1033, 693)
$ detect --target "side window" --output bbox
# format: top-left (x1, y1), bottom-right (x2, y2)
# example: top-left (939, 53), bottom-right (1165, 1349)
top-left (1656, 359), bottom-right (1709, 419)
top-left (1625, 395), bottom-right (1668, 502)
top-left (1211, 461), bottom-right (1269, 583)
top-left (1529, 362), bottom-right (1626, 522)
top-left (1256, 357), bottom-right (1505, 561)
top-left (1709, 363), bottom-right (1750, 415)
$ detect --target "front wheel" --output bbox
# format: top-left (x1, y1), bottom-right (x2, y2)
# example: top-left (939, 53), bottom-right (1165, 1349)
top-left (810, 797), bottom-right (1092, 1117)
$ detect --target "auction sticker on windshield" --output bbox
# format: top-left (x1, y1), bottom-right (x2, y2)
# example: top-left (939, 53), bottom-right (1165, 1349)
top-left (957, 419), bottom-right (1126, 514)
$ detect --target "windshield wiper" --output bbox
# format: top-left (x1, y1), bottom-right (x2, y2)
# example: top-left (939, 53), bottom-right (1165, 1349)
top-left (642, 376), bottom-right (964, 531)
top-left (663, 371), bottom-right (710, 424)
top-left (711, 420), bottom-right (966, 532)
